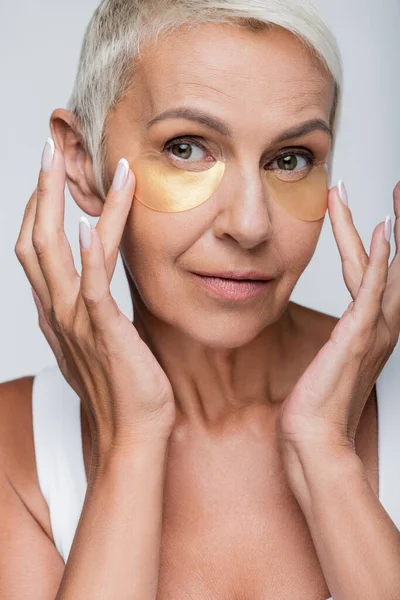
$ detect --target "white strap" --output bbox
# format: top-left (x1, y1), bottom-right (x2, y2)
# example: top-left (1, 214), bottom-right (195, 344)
top-left (32, 364), bottom-right (87, 563)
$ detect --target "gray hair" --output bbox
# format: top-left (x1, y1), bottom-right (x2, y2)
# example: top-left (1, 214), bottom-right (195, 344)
top-left (67, 0), bottom-right (343, 200)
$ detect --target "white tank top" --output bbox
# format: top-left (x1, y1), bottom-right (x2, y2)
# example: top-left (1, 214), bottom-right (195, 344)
top-left (32, 338), bottom-right (400, 599)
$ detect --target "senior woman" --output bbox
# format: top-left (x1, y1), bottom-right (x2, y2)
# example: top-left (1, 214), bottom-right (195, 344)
top-left (2, 0), bottom-right (400, 597)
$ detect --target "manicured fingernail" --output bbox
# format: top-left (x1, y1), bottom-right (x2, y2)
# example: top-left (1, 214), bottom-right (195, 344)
top-left (111, 158), bottom-right (129, 191)
top-left (79, 215), bottom-right (92, 250)
top-left (337, 180), bottom-right (348, 206)
top-left (385, 214), bottom-right (392, 242)
top-left (41, 138), bottom-right (55, 172)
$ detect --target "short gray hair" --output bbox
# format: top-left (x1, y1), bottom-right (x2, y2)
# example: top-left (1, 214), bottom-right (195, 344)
top-left (67, 0), bottom-right (343, 200)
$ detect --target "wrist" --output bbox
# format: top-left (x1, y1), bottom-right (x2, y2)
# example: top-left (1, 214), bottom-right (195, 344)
top-left (92, 437), bottom-right (170, 478)
top-left (91, 424), bottom-right (172, 461)
top-left (279, 438), bottom-right (363, 504)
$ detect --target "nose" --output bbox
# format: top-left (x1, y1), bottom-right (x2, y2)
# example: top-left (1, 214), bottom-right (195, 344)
top-left (212, 164), bottom-right (274, 250)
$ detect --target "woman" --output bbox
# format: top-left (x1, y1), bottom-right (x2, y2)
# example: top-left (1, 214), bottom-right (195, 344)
top-left (1, 0), bottom-right (400, 598)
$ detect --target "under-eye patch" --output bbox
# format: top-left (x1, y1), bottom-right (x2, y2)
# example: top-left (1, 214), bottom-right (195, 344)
top-left (130, 151), bottom-right (329, 222)
top-left (130, 151), bottom-right (225, 213)
top-left (261, 161), bottom-right (330, 221)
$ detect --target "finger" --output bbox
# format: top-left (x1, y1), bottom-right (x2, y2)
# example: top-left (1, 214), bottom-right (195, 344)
top-left (391, 179), bottom-right (400, 255)
top-left (79, 216), bottom-right (121, 333)
top-left (14, 188), bottom-right (52, 315)
top-left (328, 182), bottom-right (369, 300)
top-left (383, 181), bottom-right (400, 331)
top-left (95, 158), bottom-right (135, 282)
top-left (31, 287), bottom-right (65, 366)
top-left (353, 217), bottom-right (391, 327)
top-left (33, 138), bottom-right (80, 308)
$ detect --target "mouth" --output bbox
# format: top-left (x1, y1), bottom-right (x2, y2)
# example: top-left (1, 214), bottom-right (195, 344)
top-left (192, 273), bottom-right (273, 301)
top-left (192, 270), bottom-right (273, 281)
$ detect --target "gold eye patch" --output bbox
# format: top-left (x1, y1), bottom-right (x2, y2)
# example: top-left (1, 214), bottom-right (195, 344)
top-left (130, 151), bottom-right (225, 213)
top-left (262, 161), bottom-right (329, 221)
top-left (129, 151), bottom-right (329, 221)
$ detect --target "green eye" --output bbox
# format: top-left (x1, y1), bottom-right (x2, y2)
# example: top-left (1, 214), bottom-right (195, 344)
top-left (164, 137), bottom-right (208, 162)
top-left (172, 143), bottom-right (192, 160)
top-left (274, 153), bottom-right (310, 172)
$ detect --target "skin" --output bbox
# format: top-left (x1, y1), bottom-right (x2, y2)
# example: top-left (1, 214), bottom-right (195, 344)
top-left (0, 21), bottom-right (387, 598)
top-left (53, 23), bottom-right (336, 435)
top-left (52, 23), bottom-right (382, 595)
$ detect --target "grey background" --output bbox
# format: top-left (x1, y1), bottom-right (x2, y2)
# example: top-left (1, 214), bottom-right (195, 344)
top-left (1, 0), bottom-right (399, 382)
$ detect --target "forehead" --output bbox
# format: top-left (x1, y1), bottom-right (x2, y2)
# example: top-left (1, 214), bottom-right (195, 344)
top-left (125, 22), bottom-right (334, 128)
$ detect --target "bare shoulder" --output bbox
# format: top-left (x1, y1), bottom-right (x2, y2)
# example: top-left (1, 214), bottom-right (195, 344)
top-left (289, 300), bottom-right (340, 344)
top-left (0, 375), bottom-right (54, 540)
top-left (283, 301), bottom-right (340, 377)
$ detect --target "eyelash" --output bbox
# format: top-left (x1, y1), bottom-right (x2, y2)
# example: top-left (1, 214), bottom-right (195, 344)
top-left (162, 135), bottom-right (317, 169)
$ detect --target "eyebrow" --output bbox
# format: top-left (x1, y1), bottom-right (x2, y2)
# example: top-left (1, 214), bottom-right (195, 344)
top-left (147, 107), bottom-right (333, 143)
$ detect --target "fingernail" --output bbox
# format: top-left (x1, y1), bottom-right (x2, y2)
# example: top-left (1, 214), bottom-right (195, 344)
top-left (79, 215), bottom-right (92, 250)
top-left (41, 138), bottom-right (55, 172)
top-left (111, 158), bottom-right (129, 191)
top-left (385, 214), bottom-right (392, 242)
top-left (337, 180), bottom-right (348, 206)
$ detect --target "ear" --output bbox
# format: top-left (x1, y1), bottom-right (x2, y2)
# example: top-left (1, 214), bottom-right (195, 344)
top-left (49, 108), bottom-right (105, 217)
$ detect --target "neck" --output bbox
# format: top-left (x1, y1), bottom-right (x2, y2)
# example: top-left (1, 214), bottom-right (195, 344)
top-left (131, 293), bottom-right (299, 435)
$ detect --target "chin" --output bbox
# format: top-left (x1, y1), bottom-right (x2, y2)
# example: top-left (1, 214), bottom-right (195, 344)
top-left (178, 311), bottom-right (272, 349)
top-left (137, 280), bottom-right (281, 349)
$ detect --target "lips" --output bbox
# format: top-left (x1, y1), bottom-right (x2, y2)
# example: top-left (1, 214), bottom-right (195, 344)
top-left (193, 273), bottom-right (272, 301)
top-left (192, 271), bottom-right (272, 281)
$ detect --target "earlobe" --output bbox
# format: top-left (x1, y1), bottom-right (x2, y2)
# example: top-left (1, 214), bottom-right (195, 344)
top-left (49, 108), bottom-right (105, 217)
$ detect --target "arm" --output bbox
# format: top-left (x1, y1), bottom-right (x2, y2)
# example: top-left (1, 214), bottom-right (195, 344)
top-left (11, 140), bottom-right (176, 597)
top-left (0, 468), bottom-right (66, 599)
top-left (0, 378), bottom-right (65, 598)
top-left (56, 441), bottom-right (169, 600)
top-left (0, 437), bottom-right (169, 600)
top-left (283, 444), bottom-right (400, 600)
top-left (274, 182), bottom-right (400, 598)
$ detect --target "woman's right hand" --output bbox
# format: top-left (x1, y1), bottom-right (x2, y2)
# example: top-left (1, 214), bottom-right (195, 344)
top-left (15, 139), bottom-right (176, 457)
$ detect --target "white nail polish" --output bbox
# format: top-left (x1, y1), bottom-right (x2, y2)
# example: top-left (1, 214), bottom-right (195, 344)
top-left (111, 158), bottom-right (129, 191)
top-left (79, 215), bottom-right (92, 250)
top-left (337, 180), bottom-right (348, 206)
top-left (41, 137), bottom-right (55, 172)
top-left (385, 214), bottom-right (392, 242)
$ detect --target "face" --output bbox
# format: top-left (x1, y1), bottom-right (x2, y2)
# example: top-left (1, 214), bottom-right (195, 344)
top-left (103, 22), bottom-right (335, 348)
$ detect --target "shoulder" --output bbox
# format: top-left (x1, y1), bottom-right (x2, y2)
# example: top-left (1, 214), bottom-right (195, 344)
top-left (0, 376), bottom-right (35, 478)
top-left (289, 301), bottom-right (339, 337)
top-left (288, 301), bottom-right (340, 357)
top-left (0, 375), bottom-right (54, 540)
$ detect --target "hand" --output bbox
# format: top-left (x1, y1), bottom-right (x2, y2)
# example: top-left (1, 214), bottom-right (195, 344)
top-left (276, 180), bottom-right (400, 456)
top-left (15, 140), bottom-right (176, 456)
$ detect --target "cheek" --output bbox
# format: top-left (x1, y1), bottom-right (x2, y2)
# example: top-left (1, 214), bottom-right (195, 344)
top-left (280, 220), bottom-right (322, 274)
top-left (120, 203), bottom-right (205, 323)
top-left (120, 200), bottom-right (195, 286)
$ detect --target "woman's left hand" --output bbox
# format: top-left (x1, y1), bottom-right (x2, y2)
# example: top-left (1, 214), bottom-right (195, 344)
top-left (276, 180), bottom-right (400, 457)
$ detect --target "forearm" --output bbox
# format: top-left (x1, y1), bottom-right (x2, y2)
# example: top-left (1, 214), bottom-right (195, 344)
top-left (283, 445), bottom-right (400, 600)
top-left (55, 441), bottom-right (169, 600)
